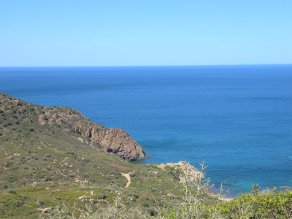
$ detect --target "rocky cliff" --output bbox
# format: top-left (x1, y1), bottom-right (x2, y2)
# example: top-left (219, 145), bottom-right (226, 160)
top-left (84, 127), bottom-right (145, 160)
top-left (0, 93), bottom-right (145, 161)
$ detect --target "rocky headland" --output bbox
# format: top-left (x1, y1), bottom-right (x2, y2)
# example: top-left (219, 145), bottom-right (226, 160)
top-left (0, 93), bottom-right (145, 161)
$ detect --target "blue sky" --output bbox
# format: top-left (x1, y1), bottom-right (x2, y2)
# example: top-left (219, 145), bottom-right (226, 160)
top-left (1, 0), bottom-right (292, 66)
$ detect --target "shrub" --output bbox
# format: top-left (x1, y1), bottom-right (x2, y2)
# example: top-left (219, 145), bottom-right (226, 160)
top-left (8, 190), bottom-right (17, 195)
top-left (13, 199), bottom-right (25, 207)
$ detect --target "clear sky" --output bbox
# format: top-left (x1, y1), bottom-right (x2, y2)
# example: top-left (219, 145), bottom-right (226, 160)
top-left (1, 0), bottom-right (292, 66)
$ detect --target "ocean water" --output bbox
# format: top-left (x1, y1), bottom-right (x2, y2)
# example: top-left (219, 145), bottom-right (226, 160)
top-left (1, 65), bottom-right (292, 197)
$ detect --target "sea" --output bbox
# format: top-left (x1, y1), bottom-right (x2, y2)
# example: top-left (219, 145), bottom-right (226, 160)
top-left (0, 65), bottom-right (292, 197)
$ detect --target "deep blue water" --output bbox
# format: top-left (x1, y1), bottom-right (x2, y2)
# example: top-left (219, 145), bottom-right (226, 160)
top-left (1, 65), bottom-right (292, 197)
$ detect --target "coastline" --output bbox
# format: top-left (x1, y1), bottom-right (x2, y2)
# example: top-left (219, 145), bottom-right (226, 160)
top-left (1, 93), bottom-right (291, 218)
top-left (1, 66), bottom-right (292, 194)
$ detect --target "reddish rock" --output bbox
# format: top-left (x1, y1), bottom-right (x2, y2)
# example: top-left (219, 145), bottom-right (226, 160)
top-left (0, 93), bottom-right (146, 161)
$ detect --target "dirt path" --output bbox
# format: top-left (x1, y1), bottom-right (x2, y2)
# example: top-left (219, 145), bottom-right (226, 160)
top-left (121, 172), bottom-right (131, 188)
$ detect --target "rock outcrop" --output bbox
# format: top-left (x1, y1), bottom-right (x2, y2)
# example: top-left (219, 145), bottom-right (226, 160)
top-left (0, 93), bottom-right (146, 161)
top-left (85, 127), bottom-right (145, 161)
top-left (157, 161), bottom-right (203, 182)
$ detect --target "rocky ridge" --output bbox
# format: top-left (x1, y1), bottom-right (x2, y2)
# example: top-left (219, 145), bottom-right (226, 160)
top-left (0, 93), bottom-right (145, 161)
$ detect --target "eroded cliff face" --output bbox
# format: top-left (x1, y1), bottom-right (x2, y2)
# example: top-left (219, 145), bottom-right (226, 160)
top-left (0, 93), bottom-right (146, 161)
top-left (38, 107), bottom-right (145, 161)
top-left (85, 127), bottom-right (145, 161)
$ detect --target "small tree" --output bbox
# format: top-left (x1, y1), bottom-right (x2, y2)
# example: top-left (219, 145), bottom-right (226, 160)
top-left (251, 184), bottom-right (260, 197)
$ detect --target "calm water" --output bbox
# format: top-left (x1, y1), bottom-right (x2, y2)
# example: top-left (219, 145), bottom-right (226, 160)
top-left (1, 65), bottom-right (292, 197)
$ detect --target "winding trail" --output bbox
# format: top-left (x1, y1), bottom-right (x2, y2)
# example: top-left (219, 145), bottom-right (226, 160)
top-left (121, 172), bottom-right (131, 188)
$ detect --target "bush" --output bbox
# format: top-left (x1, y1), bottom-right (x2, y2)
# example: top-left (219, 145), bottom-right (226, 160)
top-left (220, 191), bottom-right (292, 218)
top-left (44, 176), bottom-right (52, 182)
top-left (13, 199), bottom-right (25, 207)
top-left (8, 190), bottom-right (17, 195)
top-left (97, 194), bottom-right (107, 200)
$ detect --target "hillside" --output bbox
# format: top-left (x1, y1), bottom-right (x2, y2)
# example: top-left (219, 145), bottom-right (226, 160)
top-left (0, 93), bottom-right (207, 217)
top-left (0, 93), bottom-right (145, 161)
top-left (0, 93), bottom-right (291, 219)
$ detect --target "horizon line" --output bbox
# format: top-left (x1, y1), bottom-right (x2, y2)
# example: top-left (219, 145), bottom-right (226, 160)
top-left (0, 63), bottom-right (292, 68)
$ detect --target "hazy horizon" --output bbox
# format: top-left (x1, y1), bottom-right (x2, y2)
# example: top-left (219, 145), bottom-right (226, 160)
top-left (1, 64), bottom-right (292, 68)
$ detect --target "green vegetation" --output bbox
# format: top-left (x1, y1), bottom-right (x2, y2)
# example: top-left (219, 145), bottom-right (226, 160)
top-left (0, 94), bottom-right (191, 217)
top-left (0, 93), bottom-right (291, 218)
top-left (38, 183), bottom-right (292, 219)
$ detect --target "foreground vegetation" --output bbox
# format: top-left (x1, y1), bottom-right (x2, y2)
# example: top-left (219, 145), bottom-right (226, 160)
top-left (0, 93), bottom-right (291, 218)
top-left (40, 182), bottom-right (292, 219)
